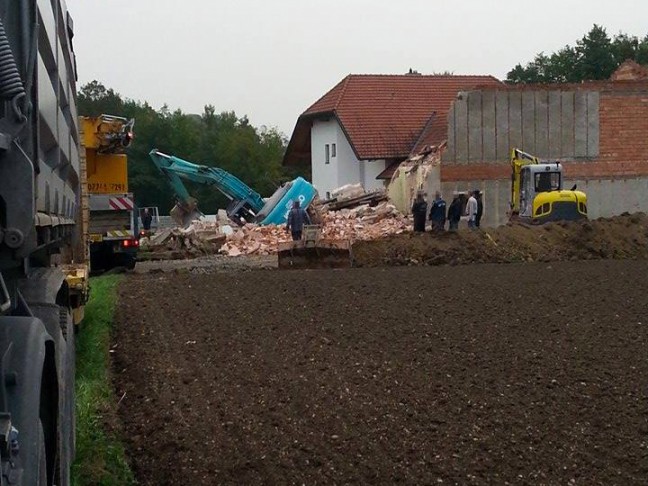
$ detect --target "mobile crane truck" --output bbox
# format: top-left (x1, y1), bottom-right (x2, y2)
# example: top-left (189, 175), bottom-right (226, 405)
top-left (0, 1), bottom-right (88, 484)
top-left (81, 115), bottom-right (139, 270)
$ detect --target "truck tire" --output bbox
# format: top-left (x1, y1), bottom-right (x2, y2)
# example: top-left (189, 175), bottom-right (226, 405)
top-left (0, 316), bottom-right (61, 486)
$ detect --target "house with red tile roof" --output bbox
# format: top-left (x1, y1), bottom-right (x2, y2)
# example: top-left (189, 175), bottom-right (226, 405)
top-left (283, 73), bottom-right (502, 198)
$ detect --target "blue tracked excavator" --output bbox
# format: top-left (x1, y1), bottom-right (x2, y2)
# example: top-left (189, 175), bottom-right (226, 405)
top-left (149, 150), bottom-right (352, 268)
top-left (149, 150), bottom-right (317, 227)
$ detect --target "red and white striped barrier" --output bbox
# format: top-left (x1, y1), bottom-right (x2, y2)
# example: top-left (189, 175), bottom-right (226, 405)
top-left (108, 196), bottom-right (135, 211)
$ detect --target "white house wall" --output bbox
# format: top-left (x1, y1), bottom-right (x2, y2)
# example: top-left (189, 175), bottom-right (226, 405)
top-left (311, 119), bottom-right (386, 198)
top-left (311, 119), bottom-right (340, 199)
top-left (360, 160), bottom-right (387, 192)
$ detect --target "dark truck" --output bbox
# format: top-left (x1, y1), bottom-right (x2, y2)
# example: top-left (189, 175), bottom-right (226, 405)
top-left (0, 1), bottom-right (87, 484)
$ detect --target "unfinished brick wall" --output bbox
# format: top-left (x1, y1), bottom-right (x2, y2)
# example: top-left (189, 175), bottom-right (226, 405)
top-left (438, 86), bottom-right (648, 225)
top-left (441, 86), bottom-right (648, 182)
top-left (599, 94), bottom-right (648, 161)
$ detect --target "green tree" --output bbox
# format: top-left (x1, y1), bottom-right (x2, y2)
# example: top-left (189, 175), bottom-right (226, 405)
top-left (636, 35), bottom-right (648, 65)
top-left (507, 25), bottom-right (648, 83)
top-left (577, 25), bottom-right (616, 80)
top-left (77, 80), bottom-right (124, 116)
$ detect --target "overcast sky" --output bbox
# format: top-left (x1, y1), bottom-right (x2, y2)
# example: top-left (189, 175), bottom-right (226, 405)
top-left (66, 0), bottom-right (647, 136)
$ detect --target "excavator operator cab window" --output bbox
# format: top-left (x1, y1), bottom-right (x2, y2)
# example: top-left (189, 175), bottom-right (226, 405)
top-left (535, 171), bottom-right (560, 193)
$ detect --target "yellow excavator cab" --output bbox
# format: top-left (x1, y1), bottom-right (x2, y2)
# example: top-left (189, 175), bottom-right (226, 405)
top-left (510, 148), bottom-right (587, 223)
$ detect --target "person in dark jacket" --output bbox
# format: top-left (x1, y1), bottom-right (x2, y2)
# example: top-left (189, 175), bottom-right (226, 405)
top-left (411, 191), bottom-right (427, 232)
top-left (428, 191), bottom-right (447, 231)
top-left (142, 208), bottom-right (153, 231)
top-left (447, 194), bottom-right (462, 231)
top-left (475, 190), bottom-right (484, 228)
top-left (286, 200), bottom-right (311, 241)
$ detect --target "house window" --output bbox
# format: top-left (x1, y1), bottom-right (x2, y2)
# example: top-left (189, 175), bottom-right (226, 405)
top-left (332, 143), bottom-right (337, 157)
top-left (325, 144), bottom-right (330, 164)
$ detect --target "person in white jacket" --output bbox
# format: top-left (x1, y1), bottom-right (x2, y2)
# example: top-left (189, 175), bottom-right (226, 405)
top-left (466, 191), bottom-right (478, 229)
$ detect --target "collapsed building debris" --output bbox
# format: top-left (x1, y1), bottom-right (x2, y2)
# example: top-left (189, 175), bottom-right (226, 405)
top-left (219, 201), bottom-right (410, 257)
top-left (139, 223), bottom-right (226, 260)
top-left (322, 183), bottom-right (389, 211)
top-left (140, 184), bottom-right (411, 260)
top-left (388, 147), bottom-right (441, 215)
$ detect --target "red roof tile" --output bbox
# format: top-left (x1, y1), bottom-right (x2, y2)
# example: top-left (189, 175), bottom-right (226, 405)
top-left (284, 74), bottom-right (502, 165)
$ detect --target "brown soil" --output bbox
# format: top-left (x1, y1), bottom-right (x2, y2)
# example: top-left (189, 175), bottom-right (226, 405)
top-left (114, 261), bottom-right (648, 485)
top-left (353, 213), bottom-right (648, 267)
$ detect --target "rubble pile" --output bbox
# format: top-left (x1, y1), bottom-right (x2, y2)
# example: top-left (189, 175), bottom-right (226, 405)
top-left (218, 201), bottom-right (410, 257)
top-left (141, 185), bottom-right (412, 259)
top-left (219, 224), bottom-right (293, 257)
top-left (139, 223), bottom-right (226, 259)
top-left (319, 202), bottom-right (409, 240)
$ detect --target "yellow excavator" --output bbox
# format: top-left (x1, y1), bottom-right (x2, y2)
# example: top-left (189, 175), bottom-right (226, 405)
top-left (510, 148), bottom-right (588, 223)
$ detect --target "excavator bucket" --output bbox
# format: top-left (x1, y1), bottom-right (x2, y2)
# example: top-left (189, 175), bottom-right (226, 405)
top-left (170, 199), bottom-right (202, 228)
top-left (277, 225), bottom-right (352, 269)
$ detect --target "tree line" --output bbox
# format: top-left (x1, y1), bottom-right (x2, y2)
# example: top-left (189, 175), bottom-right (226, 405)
top-left (78, 81), bottom-right (305, 215)
top-left (507, 25), bottom-right (648, 84)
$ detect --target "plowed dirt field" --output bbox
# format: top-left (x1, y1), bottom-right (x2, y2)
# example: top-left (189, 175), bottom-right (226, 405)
top-left (114, 261), bottom-right (648, 485)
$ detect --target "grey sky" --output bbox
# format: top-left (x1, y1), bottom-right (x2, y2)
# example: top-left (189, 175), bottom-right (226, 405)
top-left (66, 0), bottom-right (647, 135)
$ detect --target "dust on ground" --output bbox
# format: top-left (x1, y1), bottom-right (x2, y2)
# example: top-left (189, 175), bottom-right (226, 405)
top-left (113, 260), bottom-right (648, 485)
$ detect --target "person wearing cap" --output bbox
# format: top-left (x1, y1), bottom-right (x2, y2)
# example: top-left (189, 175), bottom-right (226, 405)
top-left (465, 190), bottom-right (478, 229)
top-left (286, 200), bottom-right (311, 241)
top-left (411, 191), bottom-right (428, 232)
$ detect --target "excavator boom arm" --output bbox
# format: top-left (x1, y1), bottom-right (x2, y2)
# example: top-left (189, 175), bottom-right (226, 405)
top-left (510, 148), bottom-right (541, 214)
top-left (149, 150), bottom-right (265, 208)
top-left (149, 150), bottom-right (318, 227)
top-left (149, 150), bottom-right (267, 224)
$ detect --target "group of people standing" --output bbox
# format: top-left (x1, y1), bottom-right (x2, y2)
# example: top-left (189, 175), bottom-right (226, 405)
top-left (412, 190), bottom-right (483, 232)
